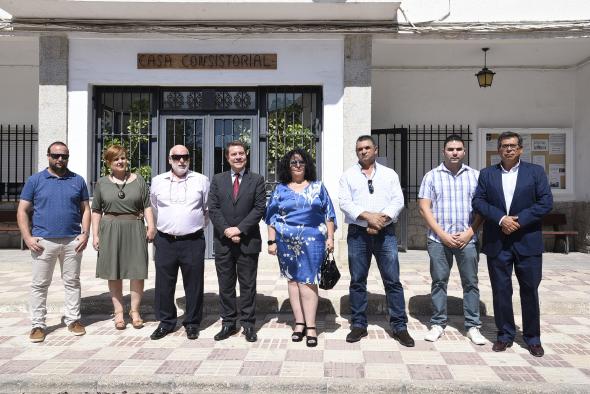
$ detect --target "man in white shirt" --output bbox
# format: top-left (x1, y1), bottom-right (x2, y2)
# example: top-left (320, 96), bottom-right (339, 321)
top-left (339, 135), bottom-right (414, 347)
top-left (149, 145), bottom-right (210, 340)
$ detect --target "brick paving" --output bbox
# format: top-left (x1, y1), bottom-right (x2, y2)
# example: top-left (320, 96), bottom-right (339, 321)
top-left (0, 250), bottom-right (588, 391)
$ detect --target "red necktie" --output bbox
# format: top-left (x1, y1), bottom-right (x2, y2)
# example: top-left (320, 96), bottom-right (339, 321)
top-left (233, 173), bottom-right (240, 199)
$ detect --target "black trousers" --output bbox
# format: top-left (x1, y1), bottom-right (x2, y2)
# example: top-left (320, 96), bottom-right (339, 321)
top-left (214, 247), bottom-right (259, 328)
top-left (154, 232), bottom-right (205, 330)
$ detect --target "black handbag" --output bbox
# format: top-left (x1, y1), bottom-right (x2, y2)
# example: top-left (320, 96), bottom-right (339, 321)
top-left (319, 250), bottom-right (340, 290)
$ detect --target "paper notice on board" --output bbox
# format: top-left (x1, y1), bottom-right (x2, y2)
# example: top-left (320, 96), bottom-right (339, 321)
top-left (486, 134), bottom-right (496, 151)
top-left (549, 134), bottom-right (565, 154)
top-left (549, 163), bottom-right (565, 177)
top-left (490, 155), bottom-right (501, 165)
top-left (532, 139), bottom-right (548, 151)
top-left (549, 177), bottom-right (561, 188)
top-left (521, 134), bottom-right (532, 153)
top-left (532, 155), bottom-right (545, 169)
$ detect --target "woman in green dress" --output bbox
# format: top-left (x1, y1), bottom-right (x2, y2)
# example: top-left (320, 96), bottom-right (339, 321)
top-left (91, 145), bottom-right (156, 330)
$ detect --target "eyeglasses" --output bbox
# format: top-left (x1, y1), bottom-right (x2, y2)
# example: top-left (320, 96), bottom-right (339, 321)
top-left (170, 154), bottom-right (190, 161)
top-left (368, 179), bottom-right (374, 194)
top-left (500, 144), bottom-right (520, 150)
top-left (290, 160), bottom-right (306, 167)
top-left (48, 153), bottom-right (69, 160)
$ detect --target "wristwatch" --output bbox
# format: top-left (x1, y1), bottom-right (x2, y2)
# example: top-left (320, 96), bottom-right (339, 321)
top-left (267, 240), bottom-right (276, 245)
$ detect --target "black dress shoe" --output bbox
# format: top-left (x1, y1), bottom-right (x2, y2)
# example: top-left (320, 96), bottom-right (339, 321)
top-left (186, 326), bottom-right (199, 340)
top-left (492, 340), bottom-right (513, 352)
top-left (392, 329), bottom-right (415, 347)
top-left (214, 325), bottom-right (239, 341)
top-left (346, 327), bottom-right (368, 343)
top-left (243, 327), bottom-right (257, 342)
top-left (150, 326), bottom-right (172, 340)
top-left (528, 344), bottom-right (544, 357)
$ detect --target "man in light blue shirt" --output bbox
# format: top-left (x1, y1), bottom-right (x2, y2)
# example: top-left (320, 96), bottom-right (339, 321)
top-left (339, 135), bottom-right (414, 347)
top-left (418, 134), bottom-right (484, 345)
top-left (18, 141), bottom-right (91, 343)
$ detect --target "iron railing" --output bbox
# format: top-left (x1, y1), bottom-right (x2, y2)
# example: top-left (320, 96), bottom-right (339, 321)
top-left (372, 124), bottom-right (472, 202)
top-left (0, 124), bottom-right (37, 201)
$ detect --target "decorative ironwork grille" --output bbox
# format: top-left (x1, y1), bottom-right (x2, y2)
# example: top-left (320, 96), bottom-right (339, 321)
top-left (94, 87), bottom-right (156, 187)
top-left (161, 90), bottom-right (256, 111)
top-left (0, 124), bottom-right (37, 201)
top-left (372, 124), bottom-right (472, 201)
top-left (260, 87), bottom-right (322, 193)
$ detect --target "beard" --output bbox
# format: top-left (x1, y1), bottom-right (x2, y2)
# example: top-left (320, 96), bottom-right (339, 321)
top-left (171, 163), bottom-right (188, 176)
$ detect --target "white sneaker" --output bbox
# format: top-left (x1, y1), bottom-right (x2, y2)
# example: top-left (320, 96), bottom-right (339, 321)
top-left (424, 325), bottom-right (444, 342)
top-left (467, 327), bottom-right (486, 345)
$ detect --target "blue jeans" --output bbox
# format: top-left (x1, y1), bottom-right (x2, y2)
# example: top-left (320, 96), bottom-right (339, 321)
top-left (347, 224), bottom-right (408, 332)
top-left (427, 240), bottom-right (481, 330)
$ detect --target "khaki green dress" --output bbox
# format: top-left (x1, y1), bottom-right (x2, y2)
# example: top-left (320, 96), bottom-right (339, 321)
top-left (92, 175), bottom-right (150, 280)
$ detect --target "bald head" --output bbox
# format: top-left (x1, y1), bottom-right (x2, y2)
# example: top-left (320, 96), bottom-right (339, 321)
top-left (168, 145), bottom-right (190, 177)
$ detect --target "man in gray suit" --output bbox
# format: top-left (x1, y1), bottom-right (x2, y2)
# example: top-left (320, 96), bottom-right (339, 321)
top-left (208, 140), bottom-right (266, 342)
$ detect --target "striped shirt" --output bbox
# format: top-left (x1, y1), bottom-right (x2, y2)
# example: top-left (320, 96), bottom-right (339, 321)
top-left (339, 162), bottom-right (404, 226)
top-left (418, 163), bottom-right (479, 243)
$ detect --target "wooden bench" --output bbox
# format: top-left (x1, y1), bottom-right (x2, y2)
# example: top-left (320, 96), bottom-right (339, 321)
top-left (0, 209), bottom-right (24, 249)
top-left (542, 213), bottom-right (578, 254)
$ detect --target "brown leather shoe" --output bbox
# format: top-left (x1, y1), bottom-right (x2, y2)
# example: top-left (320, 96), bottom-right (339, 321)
top-left (528, 344), bottom-right (544, 357)
top-left (29, 327), bottom-right (46, 343)
top-left (492, 340), bottom-right (513, 352)
top-left (68, 321), bottom-right (86, 336)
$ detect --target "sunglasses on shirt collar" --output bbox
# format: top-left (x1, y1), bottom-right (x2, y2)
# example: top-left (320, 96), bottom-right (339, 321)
top-left (368, 179), bottom-right (374, 194)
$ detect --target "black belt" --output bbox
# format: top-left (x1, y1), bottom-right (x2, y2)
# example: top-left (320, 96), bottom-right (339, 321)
top-left (158, 230), bottom-right (203, 241)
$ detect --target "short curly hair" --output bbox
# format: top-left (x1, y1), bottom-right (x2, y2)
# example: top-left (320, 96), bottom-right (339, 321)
top-left (277, 148), bottom-right (317, 184)
top-left (103, 144), bottom-right (127, 166)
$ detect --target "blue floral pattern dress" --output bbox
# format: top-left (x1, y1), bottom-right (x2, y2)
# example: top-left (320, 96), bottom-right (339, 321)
top-left (265, 181), bottom-right (337, 284)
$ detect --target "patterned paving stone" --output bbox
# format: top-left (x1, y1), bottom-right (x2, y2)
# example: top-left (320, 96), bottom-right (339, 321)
top-left (364, 363), bottom-right (411, 380)
top-left (207, 348), bottom-right (249, 361)
top-left (239, 361), bottom-right (282, 376)
top-left (111, 359), bottom-right (163, 375)
top-left (280, 361), bottom-right (324, 378)
top-left (53, 349), bottom-right (100, 359)
top-left (0, 347), bottom-right (23, 359)
top-left (551, 343), bottom-right (590, 355)
top-left (532, 366), bottom-right (589, 384)
top-left (156, 360), bottom-right (201, 375)
top-left (440, 352), bottom-right (486, 365)
top-left (448, 365), bottom-right (502, 382)
top-left (131, 348), bottom-right (174, 360)
top-left (492, 366), bottom-right (546, 382)
top-left (0, 359), bottom-right (43, 374)
top-left (72, 359), bottom-right (122, 374)
top-left (363, 350), bottom-right (403, 363)
top-left (407, 364), bottom-right (453, 380)
top-left (324, 339), bottom-right (361, 350)
top-left (525, 354), bottom-right (572, 367)
top-left (284, 349), bottom-right (323, 362)
top-left (324, 362), bottom-right (365, 378)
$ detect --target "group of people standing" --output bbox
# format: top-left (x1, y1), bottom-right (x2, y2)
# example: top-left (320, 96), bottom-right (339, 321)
top-left (17, 131), bottom-right (552, 358)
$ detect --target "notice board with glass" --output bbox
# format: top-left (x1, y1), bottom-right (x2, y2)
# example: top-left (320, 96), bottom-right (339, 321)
top-left (478, 128), bottom-right (573, 198)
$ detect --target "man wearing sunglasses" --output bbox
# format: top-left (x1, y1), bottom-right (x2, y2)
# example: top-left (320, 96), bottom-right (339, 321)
top-left (149, 145), bottom-right (210, 340)
top-left (418, 135), bottom-right (485, 345)
top-left (339, 135), bottom-right (414, 347)
top-left (17, 141), bottom-right (91, 343)
top-left (208, 140), bottom-right (266, 342)
top-left (473, 131), bottom-right (553, 357)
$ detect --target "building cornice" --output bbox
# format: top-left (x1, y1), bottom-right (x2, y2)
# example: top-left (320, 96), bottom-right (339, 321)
top-left (1, 19), bottom-right (590, 38)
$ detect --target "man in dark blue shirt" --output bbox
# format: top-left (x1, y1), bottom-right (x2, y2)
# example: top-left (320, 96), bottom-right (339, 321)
top-left (17, 141), bottom-right (91, 343)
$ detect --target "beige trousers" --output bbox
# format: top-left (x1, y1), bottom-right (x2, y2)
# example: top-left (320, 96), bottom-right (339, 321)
top-left (30, 237), bottom-right (82, 328)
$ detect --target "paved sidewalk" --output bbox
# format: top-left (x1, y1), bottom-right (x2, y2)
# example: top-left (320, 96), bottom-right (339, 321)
top-left (0, 250), bottom-right (589, 393)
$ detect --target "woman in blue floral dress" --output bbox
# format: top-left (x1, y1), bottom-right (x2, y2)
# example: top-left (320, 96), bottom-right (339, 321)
top-left (265, 148), bottom-right (336, 347)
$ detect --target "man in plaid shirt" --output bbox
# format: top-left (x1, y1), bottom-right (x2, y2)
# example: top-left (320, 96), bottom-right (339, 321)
top-left (418, 134), bottom-right (485, 345)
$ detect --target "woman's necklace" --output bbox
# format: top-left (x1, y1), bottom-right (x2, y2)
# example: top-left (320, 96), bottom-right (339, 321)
top-left (111, 173), bottom-right (128, 199)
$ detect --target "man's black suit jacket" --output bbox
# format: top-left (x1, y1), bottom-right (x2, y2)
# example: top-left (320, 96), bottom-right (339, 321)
top-left (208, 170), bottom-right (266, 255)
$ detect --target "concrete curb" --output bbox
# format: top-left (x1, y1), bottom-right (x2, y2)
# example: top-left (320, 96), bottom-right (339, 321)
top-left (0, 375), bottom-right (587, 393)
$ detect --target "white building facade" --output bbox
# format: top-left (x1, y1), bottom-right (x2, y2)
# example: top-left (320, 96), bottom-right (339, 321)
top-left (1, 0), bottom-right (590, 253)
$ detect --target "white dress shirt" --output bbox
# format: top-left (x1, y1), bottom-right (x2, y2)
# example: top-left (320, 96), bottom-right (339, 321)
top-left (150, 170), bottom-right (210, 235)
top-left (501, 160), bottom-right (520, 215)
top-left (339, 162), bottom-right (405, 226)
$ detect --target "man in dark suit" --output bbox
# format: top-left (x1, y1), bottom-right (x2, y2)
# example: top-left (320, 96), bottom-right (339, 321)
top-left (473, 131), bottom-right (553, 357)
top-left (208, 140), bottom-right (266, 342)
